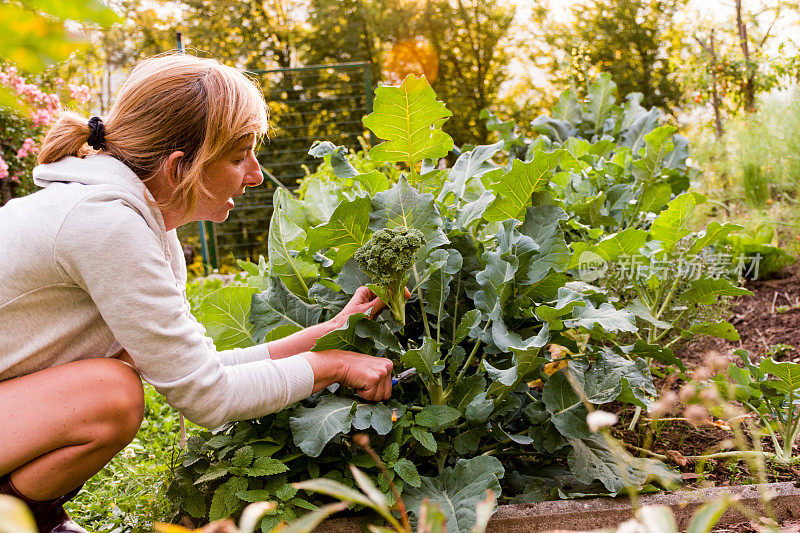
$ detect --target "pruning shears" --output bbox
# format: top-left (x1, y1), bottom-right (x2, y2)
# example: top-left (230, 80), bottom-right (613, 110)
top-left (391, 368), bottom-right (417, 386)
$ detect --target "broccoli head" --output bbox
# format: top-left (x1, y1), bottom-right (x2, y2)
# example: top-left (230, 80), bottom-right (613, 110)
top-left (353, 226), bottom-right (425, 325)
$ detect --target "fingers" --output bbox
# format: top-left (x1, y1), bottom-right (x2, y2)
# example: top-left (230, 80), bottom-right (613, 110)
top-left (353, 286), bottom-right (376, 303)
top-left (366, 296), bottom-right (386, 319)
top-left (344, 353), bottom-right (393, 401)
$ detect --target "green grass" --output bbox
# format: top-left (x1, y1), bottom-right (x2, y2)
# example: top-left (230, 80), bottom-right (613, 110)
top-left (67, 383), bottom-right (183, 533)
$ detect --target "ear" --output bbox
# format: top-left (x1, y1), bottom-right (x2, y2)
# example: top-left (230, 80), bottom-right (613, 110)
top-left (164, 151), bottom-right (185, 187)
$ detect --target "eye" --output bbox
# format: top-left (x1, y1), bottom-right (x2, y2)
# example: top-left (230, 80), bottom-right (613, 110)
top-left (233, 147), bottom-right (253, 164)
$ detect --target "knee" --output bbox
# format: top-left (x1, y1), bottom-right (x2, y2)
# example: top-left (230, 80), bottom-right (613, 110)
top-left (84, 359), bottom-right (145, 448)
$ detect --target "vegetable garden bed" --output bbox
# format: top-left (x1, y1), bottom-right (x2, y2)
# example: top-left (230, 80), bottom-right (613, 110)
top-left (168, 74), bottom-right (800, 533)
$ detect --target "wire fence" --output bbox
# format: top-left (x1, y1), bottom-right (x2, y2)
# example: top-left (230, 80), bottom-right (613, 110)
top-left (178, 61), bottom-right (373, 270)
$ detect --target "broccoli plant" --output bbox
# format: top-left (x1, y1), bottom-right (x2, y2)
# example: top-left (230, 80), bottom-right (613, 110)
top-left (353, 227), bottom-right (424, 325)
top-left (171, 75), bottom-right (749, 532)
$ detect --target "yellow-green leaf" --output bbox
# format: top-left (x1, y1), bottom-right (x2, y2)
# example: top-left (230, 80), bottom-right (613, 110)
top-left (484, 150), bottom-right (562, 222)
top-left (363, 74), bottom-right (453, 169)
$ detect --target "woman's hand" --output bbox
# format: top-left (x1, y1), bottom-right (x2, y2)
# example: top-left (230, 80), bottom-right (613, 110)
top-left (301, 349), bottom-right (394, 401)
top-left (331, 286), bottom-right (412, 328)
top-left (267, 286), bottom-right (409, 360)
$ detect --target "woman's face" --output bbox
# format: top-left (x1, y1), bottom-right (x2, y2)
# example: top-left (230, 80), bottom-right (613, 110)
top-left (194, 134), bottom-right (263, 223)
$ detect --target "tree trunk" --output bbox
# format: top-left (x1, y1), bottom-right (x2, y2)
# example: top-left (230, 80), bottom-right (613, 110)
top-left (709, 33), bottom-right (724, 140)
top-left (696, 32), bottom-right (725, 140)
top-left (735, 0), bottom-right (756, 112)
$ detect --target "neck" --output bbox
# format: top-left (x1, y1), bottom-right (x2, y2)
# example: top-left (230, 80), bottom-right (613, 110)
top-left (143, 176), bottom-right (188, 232)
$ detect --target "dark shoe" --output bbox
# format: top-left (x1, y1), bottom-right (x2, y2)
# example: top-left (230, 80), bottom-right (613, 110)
top-left (0, 474), bottom-right (89, 533)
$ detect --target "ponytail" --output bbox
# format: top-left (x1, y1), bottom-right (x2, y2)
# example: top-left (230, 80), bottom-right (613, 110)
top-left (37, 111), bottom-right (96, 165)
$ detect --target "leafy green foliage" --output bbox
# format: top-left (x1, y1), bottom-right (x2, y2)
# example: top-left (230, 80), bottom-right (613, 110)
top-left (721, 223), bottom-right (796, 280)
top-left (172, 74), bottom-right (747, 529)
top-left (404, 456), bottom-right (503, 533)
top-left (363, 74), bottom-right (454, 176)
top-left (712, 350), bottom-right (800, 461)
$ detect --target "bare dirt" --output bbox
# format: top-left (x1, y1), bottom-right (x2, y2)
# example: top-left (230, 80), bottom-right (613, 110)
top-left (676, 262), bottom-right (800, 366)
top-left (610, 262), bottom-right (800, 493)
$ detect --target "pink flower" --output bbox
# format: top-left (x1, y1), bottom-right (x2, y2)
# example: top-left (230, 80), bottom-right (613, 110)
top-left (17, 138), bottom-right (37, 159)
top-left (0, 66), bottom-right (62, 124)
top-left (32, 109), bottom-right (54, 126)
top-left (67, 83), bottom-right (91, 105)
top-left (0, 156), bottom-right (9, 180)
top-left (11, 174), bottom-right (19, 182)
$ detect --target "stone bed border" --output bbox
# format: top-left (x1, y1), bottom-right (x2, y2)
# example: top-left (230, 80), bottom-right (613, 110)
top-left (316, 482), bottom-right (800, 532)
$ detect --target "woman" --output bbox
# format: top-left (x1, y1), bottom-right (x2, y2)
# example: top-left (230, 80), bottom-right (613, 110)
top-left (0, 53), bottom-right (394, 533)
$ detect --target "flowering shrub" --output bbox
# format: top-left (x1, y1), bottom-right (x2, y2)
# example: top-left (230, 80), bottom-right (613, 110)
top-left (0, 66), bottom-right (88, 205)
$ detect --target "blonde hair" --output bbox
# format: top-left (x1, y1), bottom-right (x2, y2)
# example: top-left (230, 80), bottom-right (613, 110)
top-left (38, 53), bottom-right (269, 212)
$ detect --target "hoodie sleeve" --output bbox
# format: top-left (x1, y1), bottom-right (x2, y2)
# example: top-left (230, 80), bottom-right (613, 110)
top-left (55, 195), bottom-right (315, 428)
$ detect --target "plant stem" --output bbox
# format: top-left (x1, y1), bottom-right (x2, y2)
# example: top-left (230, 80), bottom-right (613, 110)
top-left (655, 275), bottom-right (682, 320)
top-left (742, 400), bottom-right (783, 458)
top-left (632, 279), bottom-right (651, 309)
top-left (444, 329), bottom-right (487, 400)
top-left (628, 406), bottom-right (643, 431)
top-left (479, 440), bottom-right (511, 455)
top-left (784, 390), bottom-right (796, 459)
top-left (451, 274), bottom-right (462, 346)
top-left (412, 264), bottom-right (432, 338)
top-left (664, 336), bottom-right (683, 350)
top-left (622, 442), bottom-right (783, 463)
top-left (654, 308), bottom-right (688, 342)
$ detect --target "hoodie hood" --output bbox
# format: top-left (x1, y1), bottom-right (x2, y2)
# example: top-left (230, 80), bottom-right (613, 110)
top-left (33, 154), bottom-right (149, 199)
top-left (32, 154), bottom-right (183, 280)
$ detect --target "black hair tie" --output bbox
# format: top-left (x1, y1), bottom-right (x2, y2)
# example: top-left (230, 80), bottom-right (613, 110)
top-left (87, 116), bottom-right (106, 150)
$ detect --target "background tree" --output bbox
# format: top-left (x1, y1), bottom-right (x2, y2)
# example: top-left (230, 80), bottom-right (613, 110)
top-left (303, 0), bottom-right (516, 147)
top-left (685, 0), bottom-right (798, 132)
top-left (419, 0), bottom-right (515, 146)
top-left (530, 0), bottom-right (688, 114)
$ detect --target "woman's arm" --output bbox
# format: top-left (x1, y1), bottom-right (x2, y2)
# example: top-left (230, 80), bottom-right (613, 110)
top-left (300, 349), bottom-right (393, 400)
top-left (267, 287), bottom-right (387, 359)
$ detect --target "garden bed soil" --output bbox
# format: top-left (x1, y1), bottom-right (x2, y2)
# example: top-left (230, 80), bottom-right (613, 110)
top-left (675, 262), bottom-right (800, 366)
top-left (623, 261), bottom-right (800, 486)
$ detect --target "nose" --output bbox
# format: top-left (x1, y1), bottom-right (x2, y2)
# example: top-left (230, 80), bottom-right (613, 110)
top-left (244, 151), bottom-right (264, 187)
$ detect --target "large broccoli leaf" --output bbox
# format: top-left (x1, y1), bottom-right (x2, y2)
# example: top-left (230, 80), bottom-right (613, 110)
top-left (568, 434), bottom-right (680, 493)
top-left (200, 286), bottom-right (258, 350)
top-left (585, 73), bottom-right (617, 135)
top-left (370, 178), bottom-right (449, 251)
top-left (306, 195), bottom-right (372, 257)
top-left (403, 456), bottom-right (503, 533)
top-left (289, 396), bottom-right (356, 457)
top-left (649, 192), bottom-right (695, 254)
top-left (437, 141), bottom-right (504, 206)
top-left (363, 74), bottom-right (454, 169)
top-left (250, 277), bottom-right (322, 344)
top-left (268, 189), bottom-right (319, 298)
top-left (483, 150), bottom-right (562, 222)
top-left (519, 205), bottom-right (571, 284)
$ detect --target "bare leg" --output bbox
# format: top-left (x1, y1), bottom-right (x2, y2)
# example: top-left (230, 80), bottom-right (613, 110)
top-left (0, 357), bottom-right (144, 500)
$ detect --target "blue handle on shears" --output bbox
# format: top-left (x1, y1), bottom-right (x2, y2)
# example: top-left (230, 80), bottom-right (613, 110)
top-left (391, 368), bottom-right (417, 386)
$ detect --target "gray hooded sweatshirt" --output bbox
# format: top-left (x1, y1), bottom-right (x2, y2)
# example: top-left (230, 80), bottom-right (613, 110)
top-left (0, 154), bottom-right (314, 428)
